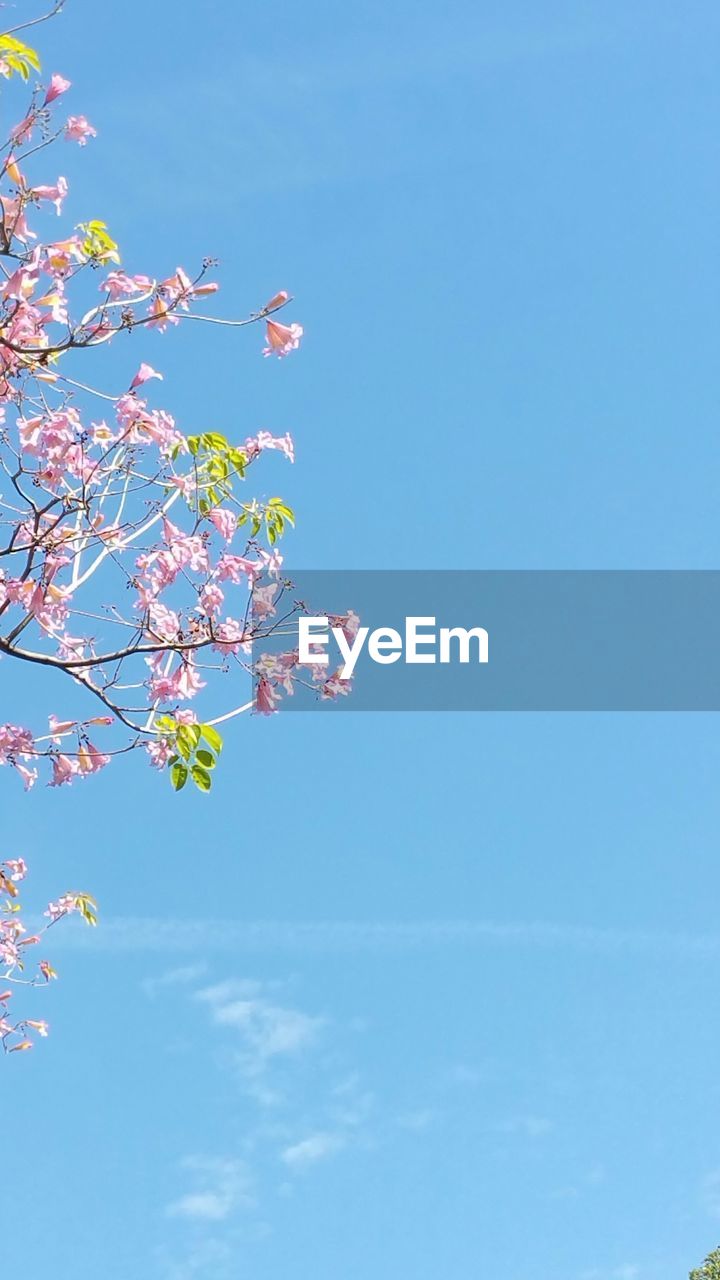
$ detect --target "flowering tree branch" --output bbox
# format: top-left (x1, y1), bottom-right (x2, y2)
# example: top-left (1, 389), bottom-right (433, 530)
top-left (0, 6), bottom-right (350, 799)
top-left (0, 854), bottom-right (95, 1053)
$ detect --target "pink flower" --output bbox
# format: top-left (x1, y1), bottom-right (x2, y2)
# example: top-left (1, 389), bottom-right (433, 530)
top-left (321, 668), bottom-right (354, 700)
top-left (49, 754), bottom-right (79, 787)
top-left (32, 176), bottom-right (68, 216)
top-left (147, 600), bottom-right (180, 640)
top-left (130, 362), bottom-right (163, 390)
top-left (199, 582), bottom-right (224, 615)
top-left (100, 270), bottom-right (153, 299)
top-left (77, 741), bottom-right (111, 775)
top-left (212, 618), bottom-right (248, 655)
top-left (245, 431), bottom-right (295, 463)
top-left (208, 508), bottom-right (237, 542)
top-left (146, 738), bottom-right (173, 769)
top-left (263, 290), bottom-right (289, 312)
top-left (25, 1019), bottom-right (49, 1037)
top-left (263, 319), bottom-right (303, 358)
top-left (14, 763), bottom-right (38, 791)
top-left (256, 676), bottom-right (280, 715)
top-left (3, 859), bottom-right (27, 883)
top-left (48, 715), bottom-right (76, 742)
top-left (45, 894), bottom-right (78, 921)
top-left (44, 74), bottom-right (71, 106)
top-left (64, 115), bottom-right (97, 146)
top-left (216, 554), bottom-right (262, 586)
top-left (252, 584), bottom-right (278, 620)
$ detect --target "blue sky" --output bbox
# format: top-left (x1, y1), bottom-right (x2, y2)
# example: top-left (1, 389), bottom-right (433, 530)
top-left (3, 1), bottom-right (720, 1276)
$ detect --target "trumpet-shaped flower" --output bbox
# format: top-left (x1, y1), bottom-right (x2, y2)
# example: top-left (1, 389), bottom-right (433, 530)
top-left (263, 319), bottom-right (303, 358)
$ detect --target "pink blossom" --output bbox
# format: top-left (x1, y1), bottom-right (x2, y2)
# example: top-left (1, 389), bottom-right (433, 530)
top-left (263, 319), bottom-right (303, 358)
top-left (4, 859), bottom-right (27, 883)
top-left (216, 554), bottom-right (263, 586)
top-left (44, 74), bottom-right (71, 106)
top-left (321, 669), bottom-right (354, 699)
top-left (130, 362), bottom-right (163, 390)
top-left (146, 653), bottom-right (205, 703)
top-left (146, 738), bottom-right (173, 770)
top-left (263, 290), bottom-right (289, 312)
top-left (15, 763), bottom-right (38, 791)
top-left (245, 431), bottom-right (295, 464)
top-left (49, 754), bottom-right (79, 787)
top-left (328, 610), bottom-right (361, 645)
top-left (48, 715), bottom-right (77, 742)
top-left (100, 270), bottom-right (153, 299)
top-left (0, 723), bottom-right (35, 763)
top-left (32, 176), bottom-right (68, 216)
top-left (77, 741), bottom-right (111, 775)
top-left (208, 508), bottom-right (237, 542)
top-left (45, 894), bottom-right (78, 921)
top-left (252, 583), bottom-right (278, 620)
top-left (25, 1019), bottom-right (48, 1037)
top-left (10, 114), bottom-right (35, 145)
top-left (256, 676), bottom-right (280, 715)
top-left (147, 600), bottom-right (180, 640)
top-left (199, 582), bottom-right (225, 615)
top-left (213, 618), bottom-right (248, 655)
top-left (64, 115), bottom-right (97, 146)
top-left (256, 547), bottom-right (285, 578)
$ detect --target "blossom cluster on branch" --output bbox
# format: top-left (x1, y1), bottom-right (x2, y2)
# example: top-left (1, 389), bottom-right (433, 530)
top-left (0, 16), bottom-right (350, 797)
top-left (0, 854), bottom-right (95, 1053)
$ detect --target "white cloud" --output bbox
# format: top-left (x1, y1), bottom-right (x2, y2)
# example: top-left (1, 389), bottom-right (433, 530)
top-left (166, 1158), bottom-right (254, 1223)
top-left (142, 964), bottom-right (208, 998)
top-left (168, 1192), bottom-right (233, 1223)
top-left (56, 915), bottom-right (720, 960)
top-left (197, 982), bottom-right (322, 1059)
top-left (281, 1132), bottom-right (345, 1169)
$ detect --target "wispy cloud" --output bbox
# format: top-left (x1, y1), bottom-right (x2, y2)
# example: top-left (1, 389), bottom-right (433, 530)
top-left (194, 979), bottom-right (324, 1105)
top-left (281, 1131), bottom-right (345, 1169)
top-left (166, 1158), bottom-right (255, 1223)
top-left (49, 915), bottom-right (720, 958)
top-left (142, 964), bottom-right (208, 998)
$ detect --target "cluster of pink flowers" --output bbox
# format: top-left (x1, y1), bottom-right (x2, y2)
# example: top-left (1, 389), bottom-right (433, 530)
top-left (0, 856), bottom-right (95, 1053)
top-left (0, 59), bottom-right (349, 792)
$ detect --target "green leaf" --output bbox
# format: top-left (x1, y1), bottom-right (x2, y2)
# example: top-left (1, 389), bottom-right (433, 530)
top-left (191, 765), bottom-right (212, 792)
top-left (74, 894), bottom-right (98, 927)
top-left (171, 762), bottom-right (188, 791)
top-left (76, 220), bottom-right (121, 266)
top-left (200, 724), bottom-right (223, 754)
top-left (176, 724), bottom-right (201, 761)
top-left (195, 749), bottom-right (216, 769)
top-left (0, 35), bottom-right (41, 80)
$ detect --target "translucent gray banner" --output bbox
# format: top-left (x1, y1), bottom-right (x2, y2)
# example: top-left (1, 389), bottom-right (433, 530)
top-left (250, 571), bottom-right (720, 711)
